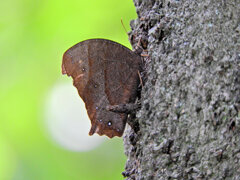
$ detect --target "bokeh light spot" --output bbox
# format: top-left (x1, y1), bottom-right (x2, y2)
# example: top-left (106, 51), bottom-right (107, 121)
top-left (44, 82), bottom-right (105, 151)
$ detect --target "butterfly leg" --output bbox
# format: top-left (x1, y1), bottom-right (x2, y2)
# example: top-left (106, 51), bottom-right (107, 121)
top-left (106, 103), bottom-right (140, 114)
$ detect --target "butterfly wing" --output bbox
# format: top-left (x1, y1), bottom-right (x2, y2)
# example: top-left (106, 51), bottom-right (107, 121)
top-left (62, 39), bottom-right (141, 138)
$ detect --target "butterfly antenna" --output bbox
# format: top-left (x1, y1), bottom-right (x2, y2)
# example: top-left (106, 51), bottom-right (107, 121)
top-left (121, 18), bottom-right (128, 35)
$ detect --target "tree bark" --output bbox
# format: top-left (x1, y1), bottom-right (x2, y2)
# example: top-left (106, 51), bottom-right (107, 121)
top-left (123, 0), bottom-right (240, 179)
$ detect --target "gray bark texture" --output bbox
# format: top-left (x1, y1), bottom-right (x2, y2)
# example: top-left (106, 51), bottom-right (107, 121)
top-left (123, 0), bottom-right (240, 179)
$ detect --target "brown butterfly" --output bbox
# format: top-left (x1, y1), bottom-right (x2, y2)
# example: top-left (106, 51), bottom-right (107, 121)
top-left (62, 39), bottom-right (141, 138)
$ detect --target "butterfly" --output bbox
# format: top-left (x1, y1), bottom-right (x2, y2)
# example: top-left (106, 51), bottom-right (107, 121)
top-left (62, 39), bottom-right (141, 138)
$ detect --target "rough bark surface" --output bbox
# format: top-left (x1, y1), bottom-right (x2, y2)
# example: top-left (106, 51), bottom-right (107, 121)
top-left (123, 0), bottom-right (240, 179)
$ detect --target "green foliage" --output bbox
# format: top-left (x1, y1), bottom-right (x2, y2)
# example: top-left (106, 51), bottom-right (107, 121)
top-left (0, 0), bottom-right (137, 179)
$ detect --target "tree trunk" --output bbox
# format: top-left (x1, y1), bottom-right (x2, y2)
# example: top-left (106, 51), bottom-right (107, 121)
top-left (123, 0), bottom-right (240, 179)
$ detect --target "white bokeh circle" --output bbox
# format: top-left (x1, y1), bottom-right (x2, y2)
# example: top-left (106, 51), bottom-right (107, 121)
top-left (44, 82), bottom-right (105, 151)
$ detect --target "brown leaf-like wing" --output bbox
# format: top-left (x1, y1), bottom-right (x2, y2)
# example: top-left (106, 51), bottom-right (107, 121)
top-left (62, 39), bottom-right (141, 138)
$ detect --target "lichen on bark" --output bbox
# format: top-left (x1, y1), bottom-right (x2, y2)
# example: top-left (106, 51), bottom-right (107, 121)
top-left (123, 0), bottom-right (240, 179)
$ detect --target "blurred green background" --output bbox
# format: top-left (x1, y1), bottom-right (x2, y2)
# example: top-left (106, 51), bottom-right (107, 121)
top-left (0, 0), bottom-right (137, 179)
